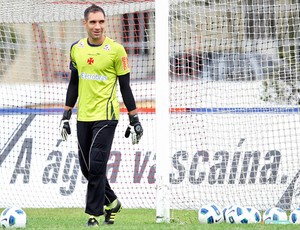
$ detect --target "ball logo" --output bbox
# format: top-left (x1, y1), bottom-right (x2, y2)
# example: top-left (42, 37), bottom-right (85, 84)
top-left (215, 217), bottom-right (222, 222)
top-left (87, 57), bottom-right (94, 65)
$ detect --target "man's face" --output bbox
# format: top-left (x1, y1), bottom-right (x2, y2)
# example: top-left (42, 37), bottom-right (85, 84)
top-left (84, 11), bottom-right (105, 42)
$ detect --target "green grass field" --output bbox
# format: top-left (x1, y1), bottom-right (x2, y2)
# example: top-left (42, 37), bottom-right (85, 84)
top-left (1, 208), bottom-right (300, 229)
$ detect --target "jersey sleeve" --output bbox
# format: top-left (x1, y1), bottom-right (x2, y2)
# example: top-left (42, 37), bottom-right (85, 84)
top-left (115, 44), bottom-right (130, 76)
top-left (69, 41), bottom-right (78, 71)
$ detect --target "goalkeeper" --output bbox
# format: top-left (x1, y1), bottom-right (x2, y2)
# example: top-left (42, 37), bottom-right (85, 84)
top-left (59, 4), bottom-right (143, 227)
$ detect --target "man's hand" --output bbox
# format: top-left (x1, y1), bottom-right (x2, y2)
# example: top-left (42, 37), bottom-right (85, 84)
top-left (125, 114), bottom-right (143, 145)
top-left (59, 109), bottom-right (72, 141)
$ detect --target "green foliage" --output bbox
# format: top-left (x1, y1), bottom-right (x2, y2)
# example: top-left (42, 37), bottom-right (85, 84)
top-left (0, 25), bottom-right (18, 77)
top-left (279, 46), bottom-right (296, 65)
top-left (260, 78), bottom-right (300, 105)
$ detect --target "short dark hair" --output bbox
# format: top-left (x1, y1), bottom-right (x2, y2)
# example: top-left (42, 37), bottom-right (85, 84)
top-left (84, 4), bottom-right (106, 21)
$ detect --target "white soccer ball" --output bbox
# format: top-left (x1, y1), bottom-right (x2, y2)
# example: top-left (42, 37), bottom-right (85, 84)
top-left (263, 207), bottom-right (287, 222)
top-left (245, 206), bottom-right (261, 223)
top-left (289, 207), bottom-right (300, 224)
top-left (223, 204), bottom-right (239, 223)
top-left (226, 205), bottom-right (249, 224)
top-left (198, 204), bottom-right (223, 224)
top-left (223, 205), bottom-right (238, 222)
top-left (0, 207), bottom-right (27, 228)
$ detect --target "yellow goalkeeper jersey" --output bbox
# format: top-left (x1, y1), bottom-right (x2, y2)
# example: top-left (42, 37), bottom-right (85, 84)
top-left (70, 37), bottom-right (130, 122)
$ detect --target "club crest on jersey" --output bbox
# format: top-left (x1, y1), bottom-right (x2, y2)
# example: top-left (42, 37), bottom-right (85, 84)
top-left (103, 44), bottom-right (110, 51)
top-left (78, 41), bottom-right (84, 48)
top-left (87, 57), bottom-right (94, 65)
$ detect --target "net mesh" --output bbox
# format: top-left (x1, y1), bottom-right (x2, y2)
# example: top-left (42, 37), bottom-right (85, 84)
top-left (168, 0), bottom-right (300, 212)
top-left (0, 0), bottom-right (156, 209)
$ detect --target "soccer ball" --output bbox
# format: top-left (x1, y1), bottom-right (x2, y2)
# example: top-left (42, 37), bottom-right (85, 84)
top-left (226, 205), bottom-right (249, 224)
top-left (263, 207), bottom-right (287, 222)
top-left (245, 206), bottom-right (261, 223)
top-left (223, 205), bottom-right (238, 222)
top-left (0, 207), bottom-right (27, 228)
top-left (198, 204), bottom-right (223, 224)
top-left (289, 208), bottom-right (300, 224)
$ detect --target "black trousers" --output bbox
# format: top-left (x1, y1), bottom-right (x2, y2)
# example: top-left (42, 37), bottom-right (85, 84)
top-left (77, 120), bottom-right (118, 216)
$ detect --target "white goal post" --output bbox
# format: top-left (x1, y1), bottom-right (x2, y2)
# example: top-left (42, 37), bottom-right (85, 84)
top-left (155, 0), bottom-right (170, 223)
top-left (1, 0), bottom-right (300, 225)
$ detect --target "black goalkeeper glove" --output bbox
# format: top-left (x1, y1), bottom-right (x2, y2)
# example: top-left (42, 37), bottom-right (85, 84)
top-left (125, 114), bottom-right (143, 145)
top-left (59, 109), bottom-right (72, 141)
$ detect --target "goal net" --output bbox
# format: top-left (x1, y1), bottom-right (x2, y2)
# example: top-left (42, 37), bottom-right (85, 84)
top-left (0, 0), bottom-right (156, 209)
top-left (1, 0), bottom-right (300, 222)
top-left (167, 0), bottom-right (300, 214)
